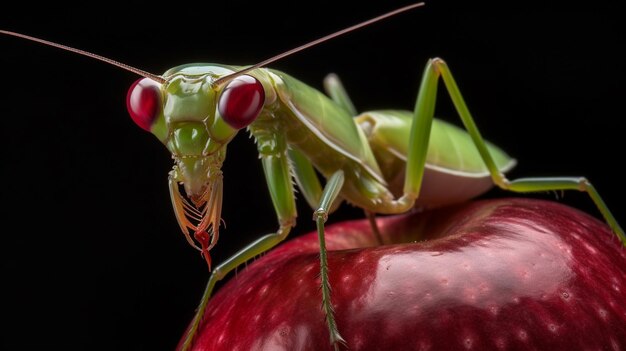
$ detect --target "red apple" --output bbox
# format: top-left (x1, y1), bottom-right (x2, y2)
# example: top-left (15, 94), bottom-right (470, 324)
top-left (179, 198), bottom-right (626, 350)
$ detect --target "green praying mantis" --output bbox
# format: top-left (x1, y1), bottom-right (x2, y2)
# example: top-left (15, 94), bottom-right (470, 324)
top-left (2, 3), bottom-right (625, 350)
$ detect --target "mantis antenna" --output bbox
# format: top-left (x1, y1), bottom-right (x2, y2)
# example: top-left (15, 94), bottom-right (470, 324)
top-left (0, 29), bottom-right (166, 83)
top-left (212, 2), bottom-right (426, 87)
top-left (0, 2), bottom-right (425, 85)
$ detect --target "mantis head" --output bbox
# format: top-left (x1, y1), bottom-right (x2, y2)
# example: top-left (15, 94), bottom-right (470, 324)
top-left (126, 65), bottom-right (266, 268)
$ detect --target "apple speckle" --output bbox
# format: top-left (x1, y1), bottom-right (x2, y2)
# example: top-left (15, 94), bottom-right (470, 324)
top-left (339, 273), bottom-right (351, 282)
top-left (493, 337), bottom-right (507, 349)
top-left (520, 269), bottom-right (530, 279)
top-left (547, 323), bottom-right (558, 333)
top-left (352, 332), bottom-right (366, 349)
top-left (466, 292), bottom-right (477, 302)
top-left (583, 242), bottom-right (598, 254)
top-left (216, 332), bottom-right (226, 345)
top-left (610, 337), bottom-right (620, 350)
top-left (598, 308), bottom-right (608, 321)
top-left (258, 284), bottom-right (269, 296)
top-left (303, 263), bottom-right (316, 273)
top-left (462, 336), bottom-right (474, 349)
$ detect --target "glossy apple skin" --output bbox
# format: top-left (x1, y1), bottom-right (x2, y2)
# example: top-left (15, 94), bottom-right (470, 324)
top-left (180, 198), bottom-right (626, 350)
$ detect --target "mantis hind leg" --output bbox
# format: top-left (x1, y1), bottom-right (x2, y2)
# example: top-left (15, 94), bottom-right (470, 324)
top-left (402, 57), bottom-right (625, 245)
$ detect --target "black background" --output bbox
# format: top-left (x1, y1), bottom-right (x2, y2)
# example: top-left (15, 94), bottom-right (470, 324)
top-left (2, 1), bottom-right (624, 350)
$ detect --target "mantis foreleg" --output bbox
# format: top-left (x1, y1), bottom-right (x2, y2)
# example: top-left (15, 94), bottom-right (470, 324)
top-left (289, 147), bottom-right (344, 215)
top-left (180, 131), bottom-right (297, 350)
top-left (288, 148), bottom-right (323, 210)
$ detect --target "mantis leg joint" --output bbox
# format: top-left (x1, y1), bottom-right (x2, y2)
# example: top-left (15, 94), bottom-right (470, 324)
top-left (210, 265), bottom-right (226, 281)
top-left (431, 57), bottom-right (447, 73)
top-left (495, 175), bottom-right (511, 189)
top-left (578, 177), bottom-right (591, 191)
top-left (314, 208), bottom-right (329, 223)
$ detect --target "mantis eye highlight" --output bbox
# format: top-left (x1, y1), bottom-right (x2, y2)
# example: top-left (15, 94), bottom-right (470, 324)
top-left (126, 78), bottom-right (162, 131)
top-left (218, 75), bottom-right (265, 129)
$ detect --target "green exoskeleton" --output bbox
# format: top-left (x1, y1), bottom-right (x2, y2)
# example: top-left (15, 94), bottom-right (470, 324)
top-left (2, 3), bottom-right (625, 350)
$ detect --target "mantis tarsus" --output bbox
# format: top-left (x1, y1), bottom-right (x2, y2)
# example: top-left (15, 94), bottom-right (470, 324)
top-left (2, 2), bottom-right (620, 350)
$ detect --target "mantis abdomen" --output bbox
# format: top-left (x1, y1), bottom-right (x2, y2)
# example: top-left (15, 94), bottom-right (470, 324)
top-left (268, 69), bottom-right (516, 212)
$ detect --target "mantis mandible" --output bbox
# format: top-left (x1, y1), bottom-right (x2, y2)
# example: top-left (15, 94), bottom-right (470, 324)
top-left (2, 3), bottom-right (625, 350)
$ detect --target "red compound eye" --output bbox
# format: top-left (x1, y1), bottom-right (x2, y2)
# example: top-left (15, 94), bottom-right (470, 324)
top-left (218, 75), bottom-right (265, 129)
top-left (126, 78), bottom-right (162, 131)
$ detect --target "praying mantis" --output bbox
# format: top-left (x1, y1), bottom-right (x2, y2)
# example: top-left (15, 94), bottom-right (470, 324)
top-left (2, 2), bottom-right (624, 350)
